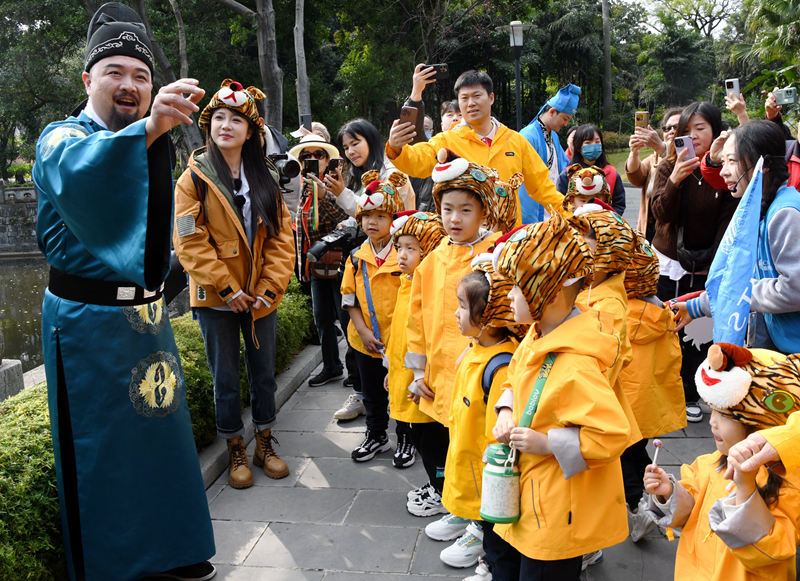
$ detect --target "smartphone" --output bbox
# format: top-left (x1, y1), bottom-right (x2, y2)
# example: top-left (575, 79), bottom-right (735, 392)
top-left (399, 105), bottom-right (418, 127)
top-left (303, 158), bottom-right (319, 178)
top-left (427, 63), bottom-right (449, 78)
top-left (724, 78), bottom-right (740, 98)
top-left (634, 111), bottom-right (650, 129)
top-left (674, 136), bottom-right (696, 160)
top-left (300, 114), bottom-right (312, 131)
top-left (323, 158), bottom-right (343, 178)
top-left (774, 87), bottom-right (798, 106)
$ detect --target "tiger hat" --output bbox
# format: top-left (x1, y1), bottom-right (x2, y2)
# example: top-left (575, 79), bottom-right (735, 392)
top-left (493, 212), bottom-right (594, 321)
top-left (431, 149), bottom-right (520, 233)
top-left (198, 79), bottom-right (266, 136)
top-left (391, 210), bottom-right (447, 259)
top-left (696, 343), bottom-right (800, 429)
top-left (624, 235), bottom-right (660, 299)
top-left (470, 253), bottom-right (529, 340)
top-left (355, 169), bottom-right (406, 221)
top-left (569, 204), bottom-right (638, 278)
top-left (563, 164), bottom-right (610, 210)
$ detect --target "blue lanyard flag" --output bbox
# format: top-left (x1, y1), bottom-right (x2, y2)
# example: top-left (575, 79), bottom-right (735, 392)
top-left (705, 157), bottom-right (764, 345)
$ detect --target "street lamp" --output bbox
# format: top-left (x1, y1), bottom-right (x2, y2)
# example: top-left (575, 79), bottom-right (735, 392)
top-left (497, 20), bottom-right (532, 130)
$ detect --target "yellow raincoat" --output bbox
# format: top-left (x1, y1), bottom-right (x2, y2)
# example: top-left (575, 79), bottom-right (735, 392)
top-left (386, 122), bottom-right (565, 225)
top-left (495, 309), bottom-right (631, 560)
top-left (620, 298), bottom-right (686, 438)
top-left (443, 340), bottom-right (518, 520)
top-left (406, 233), bottom-right (500, 425)
top-left (341, 242), bottom-right (402, 358)
top-left (576, 272), bottom-right (642, 444)
top-left (386, 275), bottom-right (434, 424)
top-left (657, 452), bottom-right (800, 581)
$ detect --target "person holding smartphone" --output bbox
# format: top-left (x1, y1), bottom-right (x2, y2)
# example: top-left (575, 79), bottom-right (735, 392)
top-left (290, 134), bottom-right (361, 397)
top-left (626, 107), bottom-right (682, 240)
top-left (649, 101), bottom-right (739, 424)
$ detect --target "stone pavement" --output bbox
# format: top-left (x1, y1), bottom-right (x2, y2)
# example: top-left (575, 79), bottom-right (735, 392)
top-left (203, 341), bottom-right (716, 581)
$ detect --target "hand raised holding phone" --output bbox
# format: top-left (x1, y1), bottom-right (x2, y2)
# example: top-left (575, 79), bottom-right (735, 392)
top-left (670, 136), bottom-right (701, 186)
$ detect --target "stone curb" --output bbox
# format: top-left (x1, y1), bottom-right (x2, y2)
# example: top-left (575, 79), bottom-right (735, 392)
top-left (197, 339), bottom-right (325, 488)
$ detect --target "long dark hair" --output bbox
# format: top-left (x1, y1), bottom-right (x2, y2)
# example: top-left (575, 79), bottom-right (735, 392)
top-left (206, 113), bottom-right (282, 237)
top-left (731, 119), bottom-right (790, 218)
top-left (718, 439), bottom-right (784, 508)
top-left (336, 118), bottom-right (385, 190)
top-left (571, 124), bottom-right (609, 167)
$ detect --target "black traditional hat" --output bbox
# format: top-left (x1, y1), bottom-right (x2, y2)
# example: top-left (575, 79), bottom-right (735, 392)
top-left (85, 2), bottom-right (155, 75)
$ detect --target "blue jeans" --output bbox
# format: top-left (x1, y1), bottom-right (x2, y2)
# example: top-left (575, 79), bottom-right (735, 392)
top-left (310, 274), bottom-right (344, 375)
top-left (196, 307), bottom-right (277, 438)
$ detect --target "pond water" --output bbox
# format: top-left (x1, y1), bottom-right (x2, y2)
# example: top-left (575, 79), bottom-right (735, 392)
top-left (0, 256), bottom-right (47, 371)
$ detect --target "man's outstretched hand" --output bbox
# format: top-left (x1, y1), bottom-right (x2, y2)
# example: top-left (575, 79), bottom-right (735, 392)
top-left (146, 78), bottom-right (205, 147)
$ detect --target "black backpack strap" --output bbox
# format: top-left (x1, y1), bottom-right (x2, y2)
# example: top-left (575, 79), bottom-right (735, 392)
top-left (349, 246), bottom-right (360, 272)
top-left (482, 352), bottom-right (513, 404)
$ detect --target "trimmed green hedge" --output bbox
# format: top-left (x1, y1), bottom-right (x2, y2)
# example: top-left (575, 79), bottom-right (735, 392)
top-left (0, 278), bottom-right (311, 577)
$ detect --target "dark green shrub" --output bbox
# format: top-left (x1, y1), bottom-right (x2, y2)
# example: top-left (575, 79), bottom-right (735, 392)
top-left (173, 276), bottom-right (312, 449)
top-left (0, 384), bottom-right (67, 580)
top-left (602, 131), bottom-right (631, 152)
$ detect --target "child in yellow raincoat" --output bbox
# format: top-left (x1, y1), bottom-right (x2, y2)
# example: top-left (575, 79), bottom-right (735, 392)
top-left (645, 343), bottom-right (800, 581)
top-left (385, 211), bottom-right (445, 476)
top-left (404, 151), bottom-right (517, 518)
top-left (341, 170), bottom-right (405, 462)
top-left (491, 214), bottom-right (631, 580)
top-left (620, 233), bottom-right (686, 542)
top-left (425, 255), bottom-right (525, 573)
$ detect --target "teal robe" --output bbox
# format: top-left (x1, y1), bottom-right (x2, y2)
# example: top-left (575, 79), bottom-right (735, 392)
top-left (33, 111), bottom-right (215, 581)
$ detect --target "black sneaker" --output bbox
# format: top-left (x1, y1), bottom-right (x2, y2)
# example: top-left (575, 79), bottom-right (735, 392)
top-left (308, 368), bottom-right (344, 387)
top-left (393, 433), bottom-right (416, 468)
top-left (351, 431), bottom-right (391, 462)
top-left (158, 561), bottom-right (216, 580)
top-left (343, 376), bottom-right (355, 388)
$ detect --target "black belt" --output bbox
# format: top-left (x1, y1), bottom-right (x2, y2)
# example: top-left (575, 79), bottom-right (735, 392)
top-left (48, 268), bottom-right (163, 306)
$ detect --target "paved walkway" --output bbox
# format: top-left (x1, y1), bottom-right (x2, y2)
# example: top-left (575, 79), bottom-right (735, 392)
top-left (204, 341), bottom-right (715, 580)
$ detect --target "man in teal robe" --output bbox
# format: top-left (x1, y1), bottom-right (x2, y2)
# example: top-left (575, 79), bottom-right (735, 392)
top-left (33, 4), bottom-right (214, 580)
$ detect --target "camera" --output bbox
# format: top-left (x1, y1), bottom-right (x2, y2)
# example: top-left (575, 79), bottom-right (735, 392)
top-left (774, 87), bottom-right (797, 106)
top-left (307, 226), bottom-right (366, 263)
top-left (267, 153), bottom-right (301, 187)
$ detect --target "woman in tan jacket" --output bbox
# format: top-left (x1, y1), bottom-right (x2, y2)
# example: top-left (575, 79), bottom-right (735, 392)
top-left (625, 107), bottom-right (682, 240)
top-left (173, 80), bottom-right (295, 489)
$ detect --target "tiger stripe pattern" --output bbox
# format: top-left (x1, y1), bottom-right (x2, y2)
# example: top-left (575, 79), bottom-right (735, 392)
top-left (624, 234), bottom-right (660, 299)
top-left (392, 211), bottom-right (447, 259)
top-left (496, 212), bottom-right (594, 321)
top-left (472, 255), bottom-right (529, 339)
top-left (569, 209), bottom-right (638, 278)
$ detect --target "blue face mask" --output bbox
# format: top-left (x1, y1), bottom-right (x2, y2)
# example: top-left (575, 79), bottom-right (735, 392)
top-left (425, 131), bottom-right (433, 140)
top-left (582, 143), bottom-right (603, 162)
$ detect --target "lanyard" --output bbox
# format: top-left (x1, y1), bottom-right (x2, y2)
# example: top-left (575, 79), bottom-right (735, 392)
top-left (518, 353), bottom-right (557, 428)
top-left (360, 259), bottom-right (382, 343)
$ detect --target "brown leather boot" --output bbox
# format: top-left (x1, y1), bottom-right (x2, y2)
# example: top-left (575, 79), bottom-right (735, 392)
top-left (226, 435), bottom-right (253, 489)
top-left (253, 428), bottom-right (289, 479)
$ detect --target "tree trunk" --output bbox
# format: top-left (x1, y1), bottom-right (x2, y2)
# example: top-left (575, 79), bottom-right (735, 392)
top-left (168, 0), bottom-right (189, 78)
top-left (256, 0), bottom-right (284, 130)
top-left (294, 0), bottom-right (311, 127)
top-left (133, 0), bottom-right (203, 153)
top-left (601, 0), bottom-right (613, 127)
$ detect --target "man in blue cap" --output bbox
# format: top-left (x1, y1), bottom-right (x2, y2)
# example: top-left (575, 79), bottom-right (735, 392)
top-left (519, 84), bottom-right (581, 222)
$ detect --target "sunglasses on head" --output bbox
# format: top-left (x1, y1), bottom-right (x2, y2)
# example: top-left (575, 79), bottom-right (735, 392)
top-left (299, 150), bottom-right (328, 161)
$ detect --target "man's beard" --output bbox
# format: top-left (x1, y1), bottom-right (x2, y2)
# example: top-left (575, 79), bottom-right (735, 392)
top-left (107, 106), bottom-right (140, 131)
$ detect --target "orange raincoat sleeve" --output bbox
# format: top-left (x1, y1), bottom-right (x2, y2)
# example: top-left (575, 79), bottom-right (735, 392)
top-left (253, 200), bottom-right (295, 313)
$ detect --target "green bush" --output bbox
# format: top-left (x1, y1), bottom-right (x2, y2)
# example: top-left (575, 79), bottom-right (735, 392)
top-left (173, 276), bottom-right (312, 449)
top-left (602, 131), bottom-right (631, 152)
top-left (0, 384), bottom-right (68, 581)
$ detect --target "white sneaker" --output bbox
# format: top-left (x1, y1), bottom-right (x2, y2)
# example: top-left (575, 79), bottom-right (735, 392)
top-left (581, 549), bottom-right (603, 571)
top-left (463, 558), bottom-right (492, 581)
top-left (440, 522), bottom-right (484, 568)
top-left (407, 481), bottom-right (433, 502)
top-left (407, 487), bottom-right (448, 517)
top-left (629, 497), bottom-right (656, 543)
top-left (425, 513), bottom-right (471, 541)
top-left (333, 393), bottom-right (366, 421)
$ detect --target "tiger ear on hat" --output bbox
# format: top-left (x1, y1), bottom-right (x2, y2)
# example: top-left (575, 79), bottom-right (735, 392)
top-left (361, 169), bottom-right (381, 188)
top-left (567, 163), bottom-right (585, 179)
top-left (567, 213), bottom-right (592, 235)
top-left (219, 78), bottom-right (234, 89)
top-left (387, 171), bottom-right (408, 189)
top-left (507, 173), bottom-right (524, 189)
top-left (246, 86), bottom-right (265, 101)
